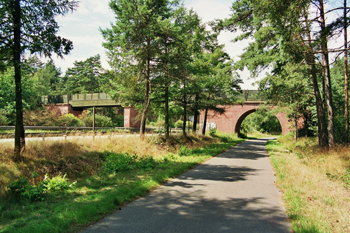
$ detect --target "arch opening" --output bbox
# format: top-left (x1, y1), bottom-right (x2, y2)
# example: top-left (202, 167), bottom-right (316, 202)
top-left (235, 109), bottom-right (282, 136)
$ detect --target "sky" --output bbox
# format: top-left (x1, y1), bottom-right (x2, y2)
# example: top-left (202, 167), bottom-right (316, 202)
top-left (52, 0), bottom-right (257, 89)
top-left (51, 0), bottom-right (346, 90)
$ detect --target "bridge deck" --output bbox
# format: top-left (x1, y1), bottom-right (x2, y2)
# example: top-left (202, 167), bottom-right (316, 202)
top-left (41, 90), bottom-right (264, 108)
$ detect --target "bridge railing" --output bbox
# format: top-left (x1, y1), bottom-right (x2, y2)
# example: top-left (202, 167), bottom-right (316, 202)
top-left (41, 93), bottom-right (112, 104)
top-left (41, 90), bottom-right (264, 105)
top-left (236, 90), bottom-right (265, 101)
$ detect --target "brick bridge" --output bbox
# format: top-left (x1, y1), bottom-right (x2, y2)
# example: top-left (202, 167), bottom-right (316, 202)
top-left (43, 91), bottom-right (292, 134)
top-left (42, 93), bottom-right (140, 127)
top-left (199, 102), bottom-right (291, 136)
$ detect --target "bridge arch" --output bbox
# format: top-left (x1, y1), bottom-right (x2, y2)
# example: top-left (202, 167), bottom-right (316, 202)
top-left (200, 102), bottom-right (292, 136)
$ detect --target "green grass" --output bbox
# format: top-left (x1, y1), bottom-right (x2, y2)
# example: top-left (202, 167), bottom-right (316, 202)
top-left (266, 138), bottom-right (350, 233)
top-left (0, 136), bottom-right (243, 233)
top-left (266, 140), bottom-right (323, 233)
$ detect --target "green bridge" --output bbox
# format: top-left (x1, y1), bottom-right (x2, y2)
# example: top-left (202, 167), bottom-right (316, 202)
top-left (41, 93), bottom-right (121, 108)
top-left (41, 90), bottom-right (264, 108)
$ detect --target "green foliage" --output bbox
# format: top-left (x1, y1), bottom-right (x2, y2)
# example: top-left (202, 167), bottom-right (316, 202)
top-left (0, 110), bottom-right (9, 126)
top-left (58, 114), bottom-right (84, 127)
top-left (113, 114), bottom-right (124, 127)
top-left (102, 153), bottom-right (138, 173)
top-left (43, 174), bottom-right (76, 192)
top-left (32, 60), bottom-right (62, 96)
top-left (82, 114), bottom-right (114, 127)
top-left (179, 146), bottom-right (191, 156)
top-left (62, 54), bottom-right (107, 94)
top-left (210, 130), bottom-right (240, 142)
top-left (175, 120), bottom-right (183, 128)
top-left (7, 176), bottom-right (46, 202)
top-left (102, 152), bottom-right (158, 173)
top-left (209, 128), bottom-right (217, 137)
top-left (174, 120), bottom-right (193, 129)
top-left (136, 156), bottom-right (157, 170)
top-left (241, 110), bottom-right (282, 134)
top-left (0, 67), bottom-right (39, 124)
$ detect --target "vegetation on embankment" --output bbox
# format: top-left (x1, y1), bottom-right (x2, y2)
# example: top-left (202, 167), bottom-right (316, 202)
top-left (0, 132), bottom-right (243, 233)
top-left (266, 134), bottom-right (350, 233)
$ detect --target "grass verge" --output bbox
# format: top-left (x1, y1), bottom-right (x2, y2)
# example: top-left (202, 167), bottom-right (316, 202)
top-left (266, 135), bottom-right (350, 233)
top-left (0, 132), bottom-right (243, 233)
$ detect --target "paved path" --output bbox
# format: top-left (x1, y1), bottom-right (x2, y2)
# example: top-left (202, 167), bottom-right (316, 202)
top-left (82, 138), bottom-right (291, 233)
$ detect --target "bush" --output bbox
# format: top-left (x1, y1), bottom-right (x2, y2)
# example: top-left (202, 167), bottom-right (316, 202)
top-left (102, 153), bottom-right (137, 173)
top-left (58, 114), bottom-right (84, 127)
top-left (179, 146), bottom-right (191, 156)
top-left (136, 156), bottom-right (157, 170)
top-left (175, 120), bottom-right (183, 128)
top-left (43, 174), bottom-right (75, 192)
top-left (0, 110), bottom-right (9, 126)
top-left (7, 176), bottom-right (46, 202)
top-left (82, 114), bottom-right (113, 127)
top-left (23, 106), bottom-right (61, 126)
top-left (102, 152), bottom-right (158, 173)
top-left (209, 128), bottom-right (217, 137)
top-left (175, 120), bottom-right (193, 129)
top-left (113, 114), bottom-right (124, 127)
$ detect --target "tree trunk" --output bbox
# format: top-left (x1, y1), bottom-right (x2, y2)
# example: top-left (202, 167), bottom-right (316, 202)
top-left (140, 38), bottom-right (151, 140)
top-left (182, 82), bottom-right (187, 137)
top-left (13, 0), bottom-right (25, 162)
top-left (319, 0), bottom-right (335, 148)
top-left (294, 114), bottom-right (298, 141)
top-left (344, 0), bottom-right (349, 144)
top-left (164, 45), bottom-right (170, 140)
top-left (165, 82), bottom-right (170, 139)
top-left (202, 107), bottom-right (208, 135)
top-left (304, 12), bottom-right (328, 147)
top-left (192, 93), bottom-right (199, 133)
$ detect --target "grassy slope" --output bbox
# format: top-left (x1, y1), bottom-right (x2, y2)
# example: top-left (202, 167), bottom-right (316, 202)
top-left (0, 133), bottom-right (243, 233)
top-left (266, 136), bottom-right (350, 233)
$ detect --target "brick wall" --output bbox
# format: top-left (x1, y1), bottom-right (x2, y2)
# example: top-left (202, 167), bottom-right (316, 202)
top-left (124, 107), bottom-right (141, 127)
top-left (200, 103), bottom-right (294, 135)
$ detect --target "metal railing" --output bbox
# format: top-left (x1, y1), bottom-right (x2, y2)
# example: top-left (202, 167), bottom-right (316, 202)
top-left (41, 93), bottom-right (112, 104)
top-left (236, 90), bottom-right (265, 101)
top-left (40, 91), bottom-right (264, 105)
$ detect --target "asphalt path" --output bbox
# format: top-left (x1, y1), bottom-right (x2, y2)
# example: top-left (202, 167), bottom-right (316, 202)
top-left (82, 138), bottom-right (291, 233)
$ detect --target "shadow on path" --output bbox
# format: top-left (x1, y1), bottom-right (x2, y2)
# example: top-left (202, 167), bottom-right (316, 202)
top-left (83, 138), bottom-right (290, 233)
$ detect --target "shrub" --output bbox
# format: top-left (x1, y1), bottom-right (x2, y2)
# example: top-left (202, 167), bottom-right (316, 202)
top-left (23, 106), bottom-right (61, 126)
top-left (43, 174), bottom-right (76, 191)
top-left (82, 114), bottom-right (113, 127)
top-left (113, 114), bottom-right (124, 127)
top-left (209, 128), bottom-right (217, 137)
top-left (102, 153), bottom-right (137, 173)
top-left (7, 176), bottom-right (46, 202)
top-left (175, 120), bottom-right (193, 129)
top-left (175, 120), bottom-right (183, 128)
top-left (58, 114), bottom-right (84, 127)
top-left (102, 153), bottom-right (158, 173)
top-left (0, 110), bottom-right (9, 126)
top-left (136, 156), bottom-right (157, 170)
top-left (179, 146), bottom-right (191, 156)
